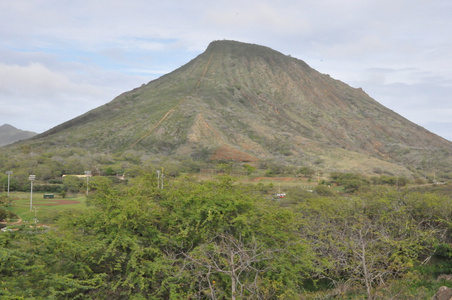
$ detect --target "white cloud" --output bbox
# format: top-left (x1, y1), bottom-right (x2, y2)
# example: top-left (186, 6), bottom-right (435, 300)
top-left (0, 63), bottom-right (96, 97)
top-left (0, 62), bottom-right (144, 132)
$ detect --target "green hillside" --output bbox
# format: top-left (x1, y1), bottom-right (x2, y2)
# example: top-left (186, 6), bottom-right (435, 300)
top-left (2, 40), bottom-right (452, 176)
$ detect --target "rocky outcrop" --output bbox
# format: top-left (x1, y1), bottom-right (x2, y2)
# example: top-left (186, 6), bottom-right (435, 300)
top-left (433, 286), bottom-right (452, 300)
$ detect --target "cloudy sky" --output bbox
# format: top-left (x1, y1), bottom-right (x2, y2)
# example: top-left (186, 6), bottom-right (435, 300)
top-left (1, 1), bottom-right (451, 142)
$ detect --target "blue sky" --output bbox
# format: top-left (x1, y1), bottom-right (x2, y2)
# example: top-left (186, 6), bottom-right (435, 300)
top-left (1, 0), bottom-right (451, 142)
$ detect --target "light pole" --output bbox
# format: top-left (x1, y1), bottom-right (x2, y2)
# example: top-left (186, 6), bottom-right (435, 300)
top-left (33, 206), bottom-right (38, 224)
top-left (156, 169), bottom-right (164, 189)
top-left (5, 171), bottom-right (12, 196)
top-left (29, 175), bottom-right (35, 211)
top-left (84, 171), bottom-right (91, 196)
top-left (161, 167), bottom-right (164, 190)
top-left (156, 170), bottom-right (161, 189)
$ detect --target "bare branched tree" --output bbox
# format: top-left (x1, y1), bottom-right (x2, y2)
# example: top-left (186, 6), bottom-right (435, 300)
top-left (183, 233), bottom-right (281, 300)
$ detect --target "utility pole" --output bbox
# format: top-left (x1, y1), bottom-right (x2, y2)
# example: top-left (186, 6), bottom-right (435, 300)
top-left (161, 167), bottom-right (164, 190)
top-left (157, 170), bottom-right (161, 189)
top-left (29, 175), bottom-right (36, 211)
top-left (156, 168), bottom-right (164, 189)
top-left (33, 206), bottom-right (39, 224)
top-left (5, 171), bottom-right (12, 196)
top-left (84, 171), bottom-right (91, 196)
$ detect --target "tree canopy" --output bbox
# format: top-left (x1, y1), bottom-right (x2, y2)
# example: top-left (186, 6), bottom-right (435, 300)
top-left (1, 174), bottom-right (451, 299)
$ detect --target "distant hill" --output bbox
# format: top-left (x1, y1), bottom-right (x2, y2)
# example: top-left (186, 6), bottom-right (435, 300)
top-left (0, 124), bottom-right (36, 147)
top-left (4, 40), bottom-right (452, 175)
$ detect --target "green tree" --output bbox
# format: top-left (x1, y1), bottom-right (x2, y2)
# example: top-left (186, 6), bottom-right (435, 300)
top-left (103, 166), bottom-right (114, 176)
top-left (243, 164), bottom-right (256, 175)
top-left (62, 174), bottom-right (315, 298)
top-left (297, 166), bottom-right (315, 178)
top-left (2, 173), bottom-right (451, 299)
top-left (296, 187), bottom-right (442, 299)
top-left (62, 176), bottom-right (83, 195)
top-left (1, 175), bottom-right (19, 192)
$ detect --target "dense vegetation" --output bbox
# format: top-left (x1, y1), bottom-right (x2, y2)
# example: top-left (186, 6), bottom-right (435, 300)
top-left (1, 171), bottom-right (452, 299)
top-left (0, 144), bottom-right (447, 197)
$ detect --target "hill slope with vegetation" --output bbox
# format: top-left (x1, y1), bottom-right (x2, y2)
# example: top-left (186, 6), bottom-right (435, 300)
top-left (1, 40), bottom-right (451, 177)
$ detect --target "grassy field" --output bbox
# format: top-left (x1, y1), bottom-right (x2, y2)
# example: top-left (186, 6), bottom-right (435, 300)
top-left (3, 191), bottom-right (89, 225)
top-left (2, 175), bottom-right (316, 226)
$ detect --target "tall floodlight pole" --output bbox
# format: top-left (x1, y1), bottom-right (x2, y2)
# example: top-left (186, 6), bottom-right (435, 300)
top-left (5, 171), bottom-right (12, 196)
top-left (29, 175), bottom-right (36, 211)
top-left (84, 171), bottom-right (91, 196)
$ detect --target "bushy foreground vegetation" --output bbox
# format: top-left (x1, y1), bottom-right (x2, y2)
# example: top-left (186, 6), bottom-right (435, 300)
top-left (1, 173), bottom-right (452, 299)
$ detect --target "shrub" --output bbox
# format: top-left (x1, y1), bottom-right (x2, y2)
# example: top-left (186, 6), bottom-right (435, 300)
top-left (0, 208), bottom-right (17, 221)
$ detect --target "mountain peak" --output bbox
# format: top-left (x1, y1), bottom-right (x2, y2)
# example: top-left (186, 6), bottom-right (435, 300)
top-left (206, 39), bottom-right (279, 54)
top-left (1, 124), bottom-right (16, 130)
top-left (0, 124), bottom-right (37, 147)
top-left (204, 39), bottom-right (312, 70)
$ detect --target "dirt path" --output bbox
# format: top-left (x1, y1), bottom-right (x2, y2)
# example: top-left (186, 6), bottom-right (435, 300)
top-left (0, 218), bottom-right (22, 225)
top-left (250, 177), bottom-right (299, 182)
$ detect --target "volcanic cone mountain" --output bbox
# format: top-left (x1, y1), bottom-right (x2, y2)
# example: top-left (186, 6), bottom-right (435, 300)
top-left (16, 40), bottom-right (452, 174)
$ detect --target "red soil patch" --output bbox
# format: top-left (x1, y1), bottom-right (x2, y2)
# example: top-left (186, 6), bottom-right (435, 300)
top-left (34, 199), bottom-right (81, 206)
top-left (210, 145), bottom-right (258, 162)
top-left (251, 177), bottom-right (298, 182)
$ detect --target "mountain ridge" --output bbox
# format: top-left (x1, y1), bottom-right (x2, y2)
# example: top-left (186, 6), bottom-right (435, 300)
top-left (0, 124), bottom-right (37, 147)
